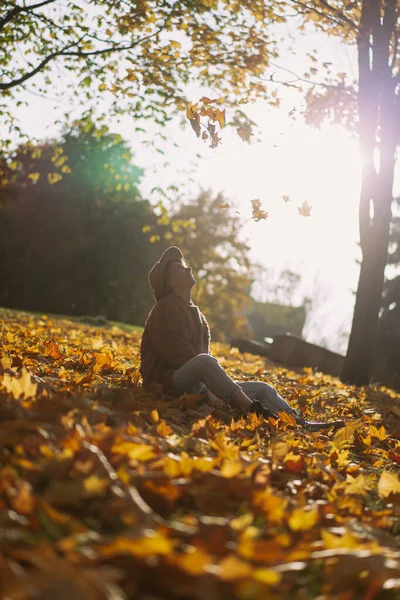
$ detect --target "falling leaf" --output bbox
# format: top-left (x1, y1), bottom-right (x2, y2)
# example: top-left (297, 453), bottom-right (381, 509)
top-left (209, 132), bottom-right (222, 148)
top-left (215, 108), bottom-right (226, 128)
top-left (200, 96), bottom-right (219, 104)
top-left (251, 199), bottom-right (269, 222)
top-left (190, 115), bottom-right (201, 137)
top-left (297, 200), bottom-right (312, 216)
top-left (237, 124), bottom-right (253, 142)
top-left (186, 102), bottom-right (198, 120)
top-left (282, 194), bottom-right (290, 202)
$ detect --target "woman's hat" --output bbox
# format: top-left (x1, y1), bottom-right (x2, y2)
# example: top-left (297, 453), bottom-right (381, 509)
top-left (148, 246), bottom-right (185, 301)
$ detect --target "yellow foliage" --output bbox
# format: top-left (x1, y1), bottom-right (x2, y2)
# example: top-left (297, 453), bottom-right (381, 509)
top-left (1, 306), bottom-right (400, 597)
top-left (378, 471), bottom-right (400, 498)
top-left (288, 507), bottom-right (319, 531)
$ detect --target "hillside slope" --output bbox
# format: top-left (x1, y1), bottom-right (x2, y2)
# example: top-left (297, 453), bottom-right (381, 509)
top-left (1, 307), bottom-right (400, 599)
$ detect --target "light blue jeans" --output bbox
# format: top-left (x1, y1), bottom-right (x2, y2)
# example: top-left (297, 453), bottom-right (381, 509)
top-left (171, 353), bottom-right (298, 416)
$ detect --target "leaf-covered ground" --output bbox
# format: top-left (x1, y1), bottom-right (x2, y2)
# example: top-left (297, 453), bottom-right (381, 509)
top-left (1, 307), bottom-right (400, 600)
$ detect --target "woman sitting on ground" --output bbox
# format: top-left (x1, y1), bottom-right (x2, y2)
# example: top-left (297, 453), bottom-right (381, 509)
top-left (139, 246), bottom-right (344, 432)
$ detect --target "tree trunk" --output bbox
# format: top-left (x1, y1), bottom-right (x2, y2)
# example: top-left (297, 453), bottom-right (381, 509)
top-left (341, 197), bottom-right (394, 385)
top-left (341, 0), bottom-right (398, 385)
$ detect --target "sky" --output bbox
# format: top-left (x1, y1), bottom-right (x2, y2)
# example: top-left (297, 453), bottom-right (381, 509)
top-left (8, 19), bottom-right (368, 355)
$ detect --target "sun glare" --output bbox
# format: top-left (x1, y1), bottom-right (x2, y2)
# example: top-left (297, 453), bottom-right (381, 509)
top-left (195, 121), bottom-right (362, 352)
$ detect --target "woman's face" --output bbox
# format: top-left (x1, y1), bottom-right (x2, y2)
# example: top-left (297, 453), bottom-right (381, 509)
top-left (166, 260), bottom-right (196, 292)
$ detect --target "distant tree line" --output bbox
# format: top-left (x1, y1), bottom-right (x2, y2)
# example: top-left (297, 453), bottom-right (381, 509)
top-left (1, 119), bottom-right (399, 391)
top-left (0, 120), bottom-right (254, 341)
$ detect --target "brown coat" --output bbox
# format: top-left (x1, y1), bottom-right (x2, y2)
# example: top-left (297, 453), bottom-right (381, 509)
top-left (139, 293), bottom-right (211, 395)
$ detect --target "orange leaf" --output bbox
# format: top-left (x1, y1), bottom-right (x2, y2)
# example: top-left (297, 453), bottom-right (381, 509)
top-left (284, 452), bottom-right (304, 473)
top-left (217, 554), bottom-right (253, 581)
top-left (175, 546), bottom-right (212, 575)
top-left (156, 420), bottom-right (174, 437)
top-left (98, 530), bottom-right (175, 558)
top-left (200, 96), bottom-right (219, 104)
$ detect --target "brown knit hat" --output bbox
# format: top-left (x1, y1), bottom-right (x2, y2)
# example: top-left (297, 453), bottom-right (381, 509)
top-left (148, 246), bottom-right (185, 301)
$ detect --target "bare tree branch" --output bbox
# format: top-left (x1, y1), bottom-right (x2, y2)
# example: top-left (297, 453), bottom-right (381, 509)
top-left (0, 26), bottom-right (164, 90)
top-left (266, 62), bottom-right (357, 95)
top-left (0, 0), bottom-right (57, 30)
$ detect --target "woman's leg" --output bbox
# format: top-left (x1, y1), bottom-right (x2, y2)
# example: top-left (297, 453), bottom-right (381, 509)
top-left (237, 380), bottom-right (299, 417)
top-left (172, 354), bottom-right (246, 405)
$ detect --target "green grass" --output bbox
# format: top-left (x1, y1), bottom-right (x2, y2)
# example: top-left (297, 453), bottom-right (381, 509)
top-left (0, 306), bottom-right (144, 335)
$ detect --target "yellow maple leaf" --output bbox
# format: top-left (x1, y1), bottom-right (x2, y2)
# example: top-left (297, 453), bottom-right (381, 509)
top-left (2, 367), bottom-right (37, 399)
top-left (111, 441), bottom-right (155, 462)
top-left (321, 528), bottom-right (361, 549)
top-left (336, 450), bottom-right (351, 467)
top-left (344, 473), bottom-right (375, 496)
top-left (369, 425), bottom-right (389, 441)
top-left (378, 471), bottom-right (400, 499)
top-left (333, 417), bottom-right (364, 447)
top-left (288, 506), bottom-right (319, 531)
top-left (192, 456), bottom-right (216, 472)
top-left (220, 460), bottom-right (242, 478)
